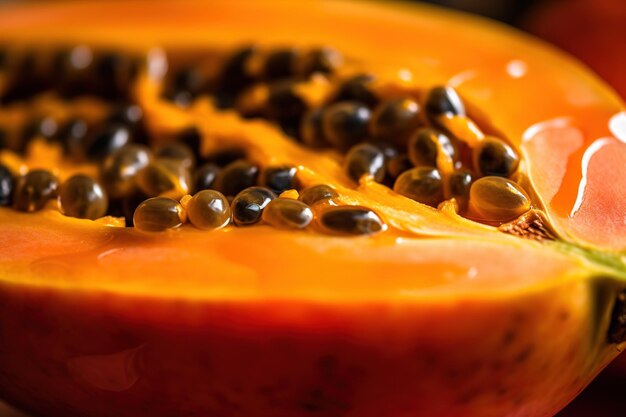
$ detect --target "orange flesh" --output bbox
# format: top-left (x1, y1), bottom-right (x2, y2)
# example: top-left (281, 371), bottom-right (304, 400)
top-left (0, 1), bottom-right (625, 417)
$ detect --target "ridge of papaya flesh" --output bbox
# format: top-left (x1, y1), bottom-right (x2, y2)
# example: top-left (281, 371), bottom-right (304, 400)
top-left (0, 208), bottom-right (600, 302)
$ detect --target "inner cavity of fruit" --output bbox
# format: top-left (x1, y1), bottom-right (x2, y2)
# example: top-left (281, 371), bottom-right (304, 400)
top-left (0, 43), bottom-right (538, 236)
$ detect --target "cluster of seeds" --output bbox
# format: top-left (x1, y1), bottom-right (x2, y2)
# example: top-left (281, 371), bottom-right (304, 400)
top-left (162, 45), bottom-right (532, 223)
top-left (0, 42), bottom-right (535, 236)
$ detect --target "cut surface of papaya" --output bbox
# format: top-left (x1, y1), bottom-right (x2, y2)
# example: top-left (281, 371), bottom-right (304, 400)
top-left (0, 1), bottom-right (625, 417)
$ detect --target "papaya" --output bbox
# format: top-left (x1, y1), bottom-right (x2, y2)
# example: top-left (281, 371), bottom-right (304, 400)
top-left (0, 1), bottom-right (625, 417)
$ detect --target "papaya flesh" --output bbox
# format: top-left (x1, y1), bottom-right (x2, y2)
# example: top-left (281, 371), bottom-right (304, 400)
top-left (0, 1), bottom-right (626, 417)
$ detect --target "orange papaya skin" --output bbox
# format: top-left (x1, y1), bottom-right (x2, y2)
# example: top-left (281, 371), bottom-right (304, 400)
top-left (0, 1), bottom-right (625, 417)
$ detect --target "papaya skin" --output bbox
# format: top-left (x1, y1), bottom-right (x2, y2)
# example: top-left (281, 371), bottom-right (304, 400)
top-left (0, 1), bottom-right (626, 417)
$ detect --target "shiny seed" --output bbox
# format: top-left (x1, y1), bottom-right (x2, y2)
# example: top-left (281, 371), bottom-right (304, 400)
top-left (386, 154), bottom-right (414, 181)
top-left (187, 190), bottom-right (231, 230)
top-left (58, 174), bottom-right (108, 220)
top-left (136, 159), bottom-right (190, 198)
top-left (217, 45), bottom-right (258, 96)
top-left (332, 74), bottom-right (379, 108)
top-left (299, 184), bottom-right (339, 206)
top-left (106, 104), bottom-right (144, 126)
top-left (57, 117), bottom-right (89, 157)
top-left (344, 143), bottom-right (386, 183)
top-left (263, 48), bottom-right (298, 80)
top-left (214, 159), bottom-right (259, 197)
top-left (13, 170), bottom-right (59, 212)
top-left (370, 98), bottom-right (421, 145)
top-left (469, 176), bottom-right (531, 222)
top-left (393, 167), bottom-right (443, 207)
top-left (262, 198), bottom-right (313, 229)
top-left (193, 163), bottom-right (220, 193)
top-left (101, 144), bottom-right (152, 198)
top-left (155, 142), bottom-right (196, 170)
top-left (177, 126), bottom-right (203, 159)
top-left (133, 197), bottom-right (184, 232)
top-left (267, 81), bottom-right (307, 121)
top-left (94, 52), bottom-right (138, 100)
top-left (407, 128), bottom-right (456, 168)
top-left (231, 186), bottom-right (276, 226)
top-left (205, 147), bottom-right (247, 167)
top-left (425, 86), bottom-right (465, 117)
top-left (0, 164), bottom-right (15, 206)
top-left (322, 101), bottom-right (371, 150)
top-left (300, 107), bottom-right (328, 148)
top-left (86, 124), bottom-right (132, 160)
top-left (474, 137), bottom-right (520, 178)
top-left (319, 205), bottom-right (385, 235)
top-left (260, 165), bottom-right (299, 194)
top-left (21, 116), bottom-right (58, 142)
top-left (449, 170), bottom-right (474, 211)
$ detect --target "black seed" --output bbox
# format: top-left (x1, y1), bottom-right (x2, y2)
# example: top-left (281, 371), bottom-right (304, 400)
top-left (344, 143), bottom-right (386, 183)
top-left (187, 190), bottom-right (231, 230)
top-left (53, 45), bottom-right (95, 97)
top-left (386, 154), bottom-right (414, 181)
top-left (297, 47), bottom-right (343, 76)
top-left (299, 184), bottom-right (339, 206)
top-left (194, 163), bottom-right (220, 193)
top-left (21, 116), bottom-right (58, 146)
top-left (267, 81), bottom-right (307, 121)
top-left (300, 108), bottom-right (328, 148)
top-left (167, 66), bottom-right (206, 100)
top-left (393, 167), bottom-right (443, 208)
top-left (101, 144), bottom-right (152, 198)
top-left (475, 137), bottom-right (520, 178)
top-left (215, 159), bottom-right (259, 197)
top-left (263, 48), bottom-right (298, 80)
top-left (94, 52), bottom-right (138, 100)
top-left (155, 142), bottom-right (196, 170)
top-left (218, 45), bottom-right (257, 94)
top-left (105, 104), bottom-right (147, 143)
top-left (58, 174), bottom-right (108, 220)
top-left (106, 104), bottom-right (144, 126)
top-left (1, 51), bottom-right (46, 103)
top-left (320, 205), bottom-right (385, 235)
top-left (277, 118), bottom-right (302, 139)
top-left (57, 118), bottom-right (90, 158)
top-left (322, 101), bottom-right (371, 150)
top-left (262, 198), bottom-right (313, 229)
top-left (425, 86), bottom-right (465, 117)
top-left (407, 128), bottom-right (456, 168)
top-left (205, 147), bottom-right (248, 167)
top-left (85, 124), bottom-right (132, 161)
top-left (366, 140), bottom-right (399, 162)
top-left (332, 74), bottom-right (379, 108)
top-left (177, 126), bottom-right (203, 159)
top-left (0, 164), bottom-right (15, 206)
top-left (13, 170), bottom-right (59, 212)
top-left (260, 165), bottom-right (299, 194)
top-left (231, 186), bottom-right (276, 226)
top-left (136, 159), bottom-right (190, 198)
top-left (371, 98), bottom-right (421, 145)
top-left (449, 170), bottom-right (474, 201)
top-left (110, 191), bottom-right (149, 227)
top-left (133, 197), bottom-right (184, 232)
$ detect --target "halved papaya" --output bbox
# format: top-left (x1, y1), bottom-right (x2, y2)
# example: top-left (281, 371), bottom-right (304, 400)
top-left (0, 1), bottom-right (625, 417)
